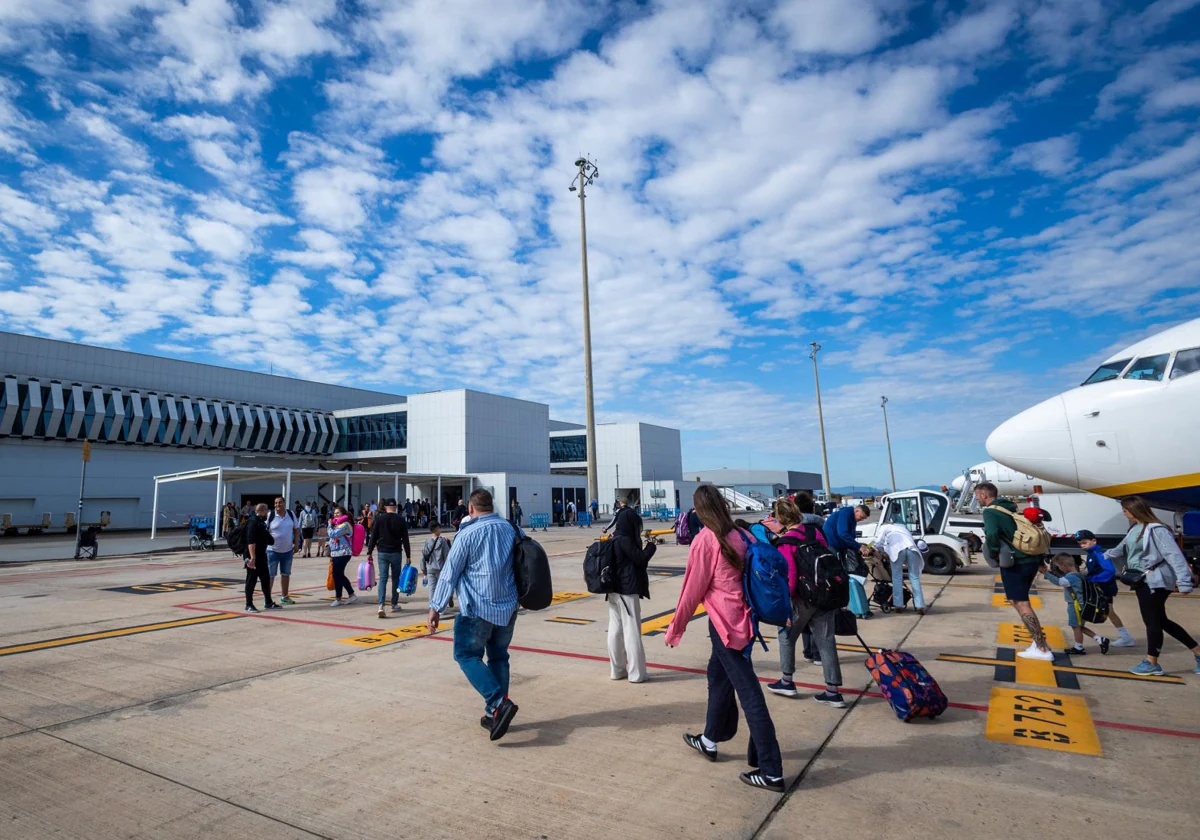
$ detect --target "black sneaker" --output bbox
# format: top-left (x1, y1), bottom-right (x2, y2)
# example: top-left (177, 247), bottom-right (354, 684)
top-left (244, 604), bottom-right (259, 613)
top-left (480, 715), bottom-right (491, 730)
top-left (265, 603), bottom-right (283, 610)
top-left (767, 680), bottom-right (798, 697)
top-left (683, 733), bottom-right (717, 761)
top-left (1098, 637), bottom-right (1111, 655)
top-left (489, 698), bottom-right (518, 741)
top-left (814, 690), bottom-right (847, 709)
top-left (739, 771), bottom-right (785, 793)
top-left (1066, 646), bottom-right (1087, 656)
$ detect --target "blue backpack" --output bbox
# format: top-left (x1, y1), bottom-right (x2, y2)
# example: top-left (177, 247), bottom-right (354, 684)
top-left (737, 529), bottom-right (792, 654)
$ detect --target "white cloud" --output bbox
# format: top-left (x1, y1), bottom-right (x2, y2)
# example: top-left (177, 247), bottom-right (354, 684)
top-left (772, 0), bottom-right (897, 55)
top-left (0, 184), bottom-right (60, 236)
top-left (1009, 134), bottom-right (1079, 176)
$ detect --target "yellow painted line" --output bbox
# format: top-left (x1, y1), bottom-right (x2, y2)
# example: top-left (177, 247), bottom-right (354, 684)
top-left (1053, 664), bottom-right (1185, 684)
top-left (937, 653), bottom-right (1186, 685)
top-left (339, 621), bottom-right (438, 648)
top-left (998, 622), bottom-right (1066, 650)
top-left (985, 687), bottom-right (1101, 755)
top-left (0, 614), bottom-right (237, 657)
top-left (545, 591), bottom-right (591, 607)
top-left (1090, 471), bottom-right (1200, 498)
top-left (545, 617), bottom-right (594, 625)
top-left (992, 594), bottom-right (1043, 609)
top-left (1014, 654), bottom-right (1058, 688)
top-left (641, 604), bottom-right (705, 635)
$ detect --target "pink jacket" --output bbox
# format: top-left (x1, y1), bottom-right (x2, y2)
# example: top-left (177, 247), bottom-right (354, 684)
top-left (775, 523), bottom-right (827, 594)
top-left (665, 527), bottom-right (753, 650)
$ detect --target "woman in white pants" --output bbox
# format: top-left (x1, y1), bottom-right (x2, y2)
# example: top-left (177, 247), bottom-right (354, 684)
top-left (606, 532), bottom-right (657, 683)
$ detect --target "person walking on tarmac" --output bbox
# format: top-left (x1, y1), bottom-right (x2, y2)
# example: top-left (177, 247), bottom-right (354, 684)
top-left (366, 498), bottom-right (412, 618)
top-left (977, 482), bottom-right (1053, 660)
top-left (1104, 496), bottom-right (1199, 676)
top-left (243, 504), bottom-right (279, 613)
top-left (666, 485), bottom-right (785, 794)
top-left (605, 497), bottom-right (657, 683)
top-left (428, 489), bottom-right (521, 741)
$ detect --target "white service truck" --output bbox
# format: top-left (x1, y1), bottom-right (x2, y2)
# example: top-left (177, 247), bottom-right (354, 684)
top-left (855, 489), bottom-right (971, 575)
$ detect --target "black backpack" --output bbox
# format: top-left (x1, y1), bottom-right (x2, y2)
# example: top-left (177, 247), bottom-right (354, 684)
top-left (584, 539), bottom-right (618, 594)
top-left (1076, 578), bottom-right (1111, 625)
top-left (512, 527), bottom-right (553, 610)
top-left (226, 520), bottom-right (249, 557)
top-left (777, 527), bottom-right (849, 611)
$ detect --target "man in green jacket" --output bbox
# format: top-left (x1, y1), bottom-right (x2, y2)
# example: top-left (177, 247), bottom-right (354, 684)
top-left (977, 482), bottom-right (1054, 661)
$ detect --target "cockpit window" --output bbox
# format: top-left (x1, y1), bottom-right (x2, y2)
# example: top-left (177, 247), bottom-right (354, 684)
top-left (1170, 347), bottom-right (1200, 380)
top-left (1081, 358), bottom-right (1130, 385)
top-left (1122, 353), bottom-right (1170, 382)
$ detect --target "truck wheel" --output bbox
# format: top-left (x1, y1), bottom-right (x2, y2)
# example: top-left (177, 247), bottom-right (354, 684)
top-left (925, 547), bottom-right (956, 576)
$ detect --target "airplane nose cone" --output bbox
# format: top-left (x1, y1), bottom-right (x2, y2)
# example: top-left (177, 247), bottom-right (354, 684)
top-left (986, 396), bottom-right (1080, 488)
top-left (950, 475), bottom-right (965, 492)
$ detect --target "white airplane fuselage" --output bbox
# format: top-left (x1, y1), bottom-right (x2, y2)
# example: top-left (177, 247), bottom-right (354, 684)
top-left (986, 319), bottom-right (1200, 511)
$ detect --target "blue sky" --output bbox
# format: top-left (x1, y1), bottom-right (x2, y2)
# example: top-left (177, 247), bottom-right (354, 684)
top-left (2, 1), bottom-right (1199, 491)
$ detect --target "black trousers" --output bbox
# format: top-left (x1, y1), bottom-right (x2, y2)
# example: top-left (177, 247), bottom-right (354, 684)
top-left (245, 560), bottom-right (273, 607)
top-left (332, 557), bottom-right (355, 599)
top-left (1135, 585), bottom-right (1197, 658)
top-left (703, 621), bottom-right (783, 778)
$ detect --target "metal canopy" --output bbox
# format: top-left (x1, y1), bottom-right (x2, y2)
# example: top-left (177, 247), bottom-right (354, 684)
top-left (151, 466), bottom-right (473, 539)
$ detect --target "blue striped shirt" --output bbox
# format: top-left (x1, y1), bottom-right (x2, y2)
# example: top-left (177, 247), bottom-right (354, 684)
top-left (430, 513), bottom-right (519, 626)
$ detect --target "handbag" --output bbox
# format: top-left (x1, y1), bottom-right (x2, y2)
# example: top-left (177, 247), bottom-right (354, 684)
top-left (1118, 568), bottom-right (1146, 587)
top-left (326, 562), bottom-right (335, 591)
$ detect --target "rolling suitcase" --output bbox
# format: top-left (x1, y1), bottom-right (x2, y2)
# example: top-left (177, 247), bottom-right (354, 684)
top-left (848, 575), bottom-right (870, 618)
top-left (398, 564), bottom-right (418, 596)
top-left (856, 634), bottom-right (947, 722)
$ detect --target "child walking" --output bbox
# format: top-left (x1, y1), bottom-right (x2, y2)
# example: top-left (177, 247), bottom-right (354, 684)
top-left (421, 523), bottom-right (453, 611)
top-left (1074, 529), bottom-right (1135, 647)
top-left (1043, 553), bottom-right (1109, 655)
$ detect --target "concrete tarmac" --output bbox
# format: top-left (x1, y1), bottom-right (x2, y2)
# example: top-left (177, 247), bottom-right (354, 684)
top-left (1, 524), bottom-right (1197, 839)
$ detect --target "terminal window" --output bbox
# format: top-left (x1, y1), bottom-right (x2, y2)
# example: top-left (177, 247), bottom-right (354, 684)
top-left (336, 412), bottom-right (408, 453)
top-left (551, 435), bottom-right (587, 463)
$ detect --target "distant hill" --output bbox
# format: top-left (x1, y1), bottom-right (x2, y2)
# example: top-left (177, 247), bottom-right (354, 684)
top-left (831, 486), bottom-right (890, 496)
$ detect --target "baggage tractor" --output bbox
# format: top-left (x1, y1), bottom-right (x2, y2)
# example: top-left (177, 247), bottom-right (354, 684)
top-left (856, 634), bottom-right (947, 722)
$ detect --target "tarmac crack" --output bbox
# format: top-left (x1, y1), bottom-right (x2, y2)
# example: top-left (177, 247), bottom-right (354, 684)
top-left (39, 729), bottom-right (334, 839)
top-left (749, 575), bottom-right (953, 840)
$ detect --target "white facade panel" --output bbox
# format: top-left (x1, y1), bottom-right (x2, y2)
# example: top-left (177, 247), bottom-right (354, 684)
top-left (22, 378), bottom-right (42, 437)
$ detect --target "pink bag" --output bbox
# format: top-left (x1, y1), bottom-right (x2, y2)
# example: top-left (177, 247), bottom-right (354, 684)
top-left (357, 557), bottom-right (376, 591)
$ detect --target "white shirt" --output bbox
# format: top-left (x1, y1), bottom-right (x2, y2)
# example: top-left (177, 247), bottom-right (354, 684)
top-left (268, 509), bottom-right (297, 552)
top-left (871, 523), bottom-right (918, 562)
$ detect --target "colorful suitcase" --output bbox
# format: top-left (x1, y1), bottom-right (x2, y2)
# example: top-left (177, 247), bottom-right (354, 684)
top-left (849, 575), bottom-right (870, 618)
top-left (356, 557), bottom-right (376, 591)
top-left (857, 635), bottom-right (947, 722)
top-left (398, 564), bottom-right (418, 596)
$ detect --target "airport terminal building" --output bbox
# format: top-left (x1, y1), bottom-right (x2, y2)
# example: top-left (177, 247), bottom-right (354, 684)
top-left (0, 332), bottom-right (694, 533)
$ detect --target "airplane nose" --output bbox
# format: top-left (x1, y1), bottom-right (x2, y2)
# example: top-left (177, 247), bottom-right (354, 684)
top-left (950, 475), bottom-right (965, 492)
top-left (985, 396), bottom-right (1080, 488)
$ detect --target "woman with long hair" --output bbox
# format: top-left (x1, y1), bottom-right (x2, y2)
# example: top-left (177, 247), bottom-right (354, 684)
top-left (327, 506), bottom-right (358, 606)
top-left (665, 485), bottom-right (785, 793)
top-left (1106, 496), bottom-right (1198, 675)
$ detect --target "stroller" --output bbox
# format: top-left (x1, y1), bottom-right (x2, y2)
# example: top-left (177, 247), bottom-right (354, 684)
top-left (866, 551), bottom-right (912, 614)
top-left (188, 516), bottom-right (215, 551)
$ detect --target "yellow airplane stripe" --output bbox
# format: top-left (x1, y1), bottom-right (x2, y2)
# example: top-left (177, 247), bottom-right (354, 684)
top-left (1090, 471), bottom-right (1200, 497)
top-left (0, 614), bottom-right (236, 657)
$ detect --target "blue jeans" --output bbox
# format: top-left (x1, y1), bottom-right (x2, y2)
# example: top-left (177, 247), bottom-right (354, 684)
top-left (453, 612), bottom-right (517, 714)
top-left (893, 548), bottom-right (925, 608)
top-left (376, 551), bottom-right (406, 606)
top-left (704, 621), bottom-right (783, 777)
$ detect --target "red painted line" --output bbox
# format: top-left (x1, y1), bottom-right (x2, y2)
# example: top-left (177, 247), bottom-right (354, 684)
top-left (176, 604), bottom-right (381, 633)
top-left (419, 637), bottom-right (1195, 739)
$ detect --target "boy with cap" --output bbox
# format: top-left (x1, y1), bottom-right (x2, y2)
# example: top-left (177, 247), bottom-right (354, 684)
top-left (1075, 530), bottom-right (1135, 647)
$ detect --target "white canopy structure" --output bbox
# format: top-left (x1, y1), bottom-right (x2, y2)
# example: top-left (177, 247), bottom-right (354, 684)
top-left (151, 466), bottom-right (473, 538)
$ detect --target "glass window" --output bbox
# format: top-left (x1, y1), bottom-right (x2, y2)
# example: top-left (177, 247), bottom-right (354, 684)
top-left (1081, 358), bottom-right (1130, 385)
top-left (1122, 353), bottom-right (1170, 382)
top-left (921, 493), bottom-right (947, 535)
top-left (550, 435), bottom-right (587, 463)
top-left (885, 497), bottom-right (922, 535)
top-left (1170, 347), bottom-right (1200, 380)
top-left (334, 412), bottom-right (408, 453)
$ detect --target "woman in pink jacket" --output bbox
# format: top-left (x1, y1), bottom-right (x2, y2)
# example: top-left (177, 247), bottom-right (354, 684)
top-left (665, 485), bottom-right (785, 793)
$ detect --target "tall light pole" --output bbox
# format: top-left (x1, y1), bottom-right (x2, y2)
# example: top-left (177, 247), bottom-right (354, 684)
top-left (809, 342), bottom-right (831, 499)
top-left (881, 396), bottom-right (896, 493)
top-left (570, 157), bottom-right (600, 509)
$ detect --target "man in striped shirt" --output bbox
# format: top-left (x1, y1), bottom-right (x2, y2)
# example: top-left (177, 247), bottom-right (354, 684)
top-left (429, 488), bottom-right (521, 741)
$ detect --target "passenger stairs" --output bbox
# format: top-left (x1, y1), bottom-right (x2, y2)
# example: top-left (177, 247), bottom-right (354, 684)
top-left (718, 487), bottom-right (766, 512)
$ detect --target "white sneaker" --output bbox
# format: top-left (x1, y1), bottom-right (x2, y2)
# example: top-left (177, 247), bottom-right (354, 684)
top-left (391, 605), bottom-right (401, 614)
top-left (1110, 636), bottom-right (1137, 647)
top-left (329, 599), bottom-right (343, 607)
top-left (346, 594), bottom-right (359, 604)
top-left (378, 607), bottom-right (386, 618)
top-left (1017, 643), bottom-right (1055, 661)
